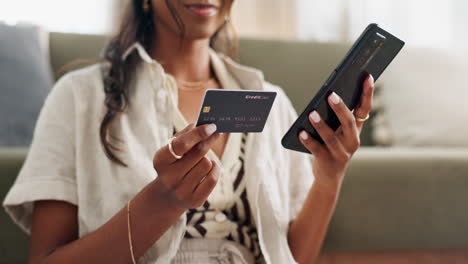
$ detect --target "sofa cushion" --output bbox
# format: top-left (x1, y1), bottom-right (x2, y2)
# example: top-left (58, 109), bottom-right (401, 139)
top-left (0, 23), bottom-right (52, 146)
top-left (375, 48), bottom-right (468, 147)
top-left (325, 147), bottom-right (468, 251)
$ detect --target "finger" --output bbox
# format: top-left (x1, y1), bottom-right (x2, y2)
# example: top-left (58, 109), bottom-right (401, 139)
top-left (309, 111), bottom-right (350, 161)
top-left (170, 159), bottom-right (212, 206)
top-left (173, 132), bottom-right (221, 175)
top-left (192, 160), bottom-right (221, 208)
top-left (298, 130), bottom-right (327, 157)
top-left (159, 124), bottom-right (218, 164)
top-left (174, 123), bottom-right (195, 137)
top-left (355, 74), bottom-right (374, 131)
top-left (328, 92), bottom-right (360, 152)
top-left (335, 126), bottom-right (344, 136)
top-left (171, 123), bottom-right (217, 158)
top-left (178, 157), bottom-right (213, 195)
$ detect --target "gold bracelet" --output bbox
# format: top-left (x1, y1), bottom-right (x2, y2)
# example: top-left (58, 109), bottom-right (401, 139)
top-left (127, 200), bottom-right (137, 264)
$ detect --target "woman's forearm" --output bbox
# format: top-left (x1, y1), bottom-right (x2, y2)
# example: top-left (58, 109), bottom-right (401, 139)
top-left (32, 180), bottom-right (185, 264)
top-left (31, 125), bottom-right (222, 264)
top-left (288, 180), bottom-right (342, 264)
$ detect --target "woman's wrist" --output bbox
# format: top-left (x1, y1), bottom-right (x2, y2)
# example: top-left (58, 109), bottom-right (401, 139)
top-left (313, 176), bottom-right (343, 197)
top-left (144, 179), bottom-right (187, 218)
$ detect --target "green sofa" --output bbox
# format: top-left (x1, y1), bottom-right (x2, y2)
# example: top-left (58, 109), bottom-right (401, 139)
top-left (1, 32), bottom-right (468, 263)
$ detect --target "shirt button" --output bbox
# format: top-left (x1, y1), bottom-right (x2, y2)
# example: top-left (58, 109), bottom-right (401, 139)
top-left (157, 90), bottom-right (166, 100)
top-left (215, 212), bottom-right (227, 223)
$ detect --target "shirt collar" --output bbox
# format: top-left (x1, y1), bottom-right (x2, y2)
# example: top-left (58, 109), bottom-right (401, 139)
top-left (122, 42), bottom-right (265, 90)
top-left (122, 42), bottom-right (155, 64)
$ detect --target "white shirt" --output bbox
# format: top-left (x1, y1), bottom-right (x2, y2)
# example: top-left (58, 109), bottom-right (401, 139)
top-left (3, 43), bottom-right (314, 264)
top-left (167, 54), bottom-right (253, 242)
top-left (167, 51), bottom-right (244, 212)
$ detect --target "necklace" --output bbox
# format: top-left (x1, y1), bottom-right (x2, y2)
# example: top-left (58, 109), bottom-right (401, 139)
top-left (177, 77), bottom-right (215, 91)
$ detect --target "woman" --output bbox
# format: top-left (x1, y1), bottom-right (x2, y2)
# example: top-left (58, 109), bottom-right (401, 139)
top-left (3, 0), bottom-right (374, 263)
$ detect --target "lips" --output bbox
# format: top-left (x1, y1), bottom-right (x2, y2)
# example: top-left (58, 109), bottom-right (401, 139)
top-left (184, 4), bottom-right (219, 17)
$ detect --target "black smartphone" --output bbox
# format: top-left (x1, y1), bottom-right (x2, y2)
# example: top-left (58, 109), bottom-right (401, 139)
top-left (281, 23), bottom-right (405, 153)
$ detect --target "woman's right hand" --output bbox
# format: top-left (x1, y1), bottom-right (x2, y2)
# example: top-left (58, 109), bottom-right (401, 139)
top-left (27, 123), bottom-right (221, 264)
top-left (152, 123), bottom-right (221, 210)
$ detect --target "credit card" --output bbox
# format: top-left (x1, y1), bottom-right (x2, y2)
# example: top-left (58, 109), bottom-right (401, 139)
top-left (195, 89), bottom-right (277, 133)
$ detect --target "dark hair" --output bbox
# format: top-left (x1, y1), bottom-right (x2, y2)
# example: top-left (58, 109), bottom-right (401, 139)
top-left (100, 0), bottom-right (237, 166)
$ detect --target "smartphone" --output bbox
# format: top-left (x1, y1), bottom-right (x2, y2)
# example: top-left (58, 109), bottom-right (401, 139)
top-left (281, 23), bottom-right (405, 153)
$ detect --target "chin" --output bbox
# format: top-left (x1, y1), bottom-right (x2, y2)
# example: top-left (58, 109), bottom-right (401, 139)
top-left (184, 25), bottom-right (222, 40)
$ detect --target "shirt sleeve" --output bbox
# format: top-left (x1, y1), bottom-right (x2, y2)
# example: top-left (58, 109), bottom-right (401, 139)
top-left (3, 74), bottom-right (78, 234)
top-left (276, 88), bottom-right (315, 221)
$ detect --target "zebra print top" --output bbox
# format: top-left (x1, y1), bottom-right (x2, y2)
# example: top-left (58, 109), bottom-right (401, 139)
top-left (184, 132), bottom-right (263, 262)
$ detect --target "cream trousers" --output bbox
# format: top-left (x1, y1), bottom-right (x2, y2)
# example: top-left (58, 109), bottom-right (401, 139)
top-left (171, 238), bottom-right (255, 264)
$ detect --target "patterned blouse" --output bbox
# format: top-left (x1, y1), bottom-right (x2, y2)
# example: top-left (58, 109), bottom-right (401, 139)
top-left (181, 132), bottom-right (263, 262)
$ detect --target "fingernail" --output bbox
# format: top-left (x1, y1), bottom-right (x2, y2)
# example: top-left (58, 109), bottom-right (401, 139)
top-left (300, 131), bottom-right (309, 140)
top-left (205, 124), bottom-right (217, 135)
top-left (368, 74), bottom-right (374, 86)
top-left (309, 111), bottom-right (321, 123)
top-left (330, 92), bottom-right (340, 105)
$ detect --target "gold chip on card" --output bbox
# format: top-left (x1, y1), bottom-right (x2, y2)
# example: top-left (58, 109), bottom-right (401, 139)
top-left (203, 106), bottom-right (211, 113)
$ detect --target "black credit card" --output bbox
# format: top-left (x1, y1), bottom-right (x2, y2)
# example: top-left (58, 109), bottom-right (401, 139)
top-left (195, 89), bottom-right (277, 133)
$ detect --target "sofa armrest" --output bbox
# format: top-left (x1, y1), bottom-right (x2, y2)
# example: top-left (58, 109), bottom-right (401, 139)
top-left (0, 147), bottom-right (29, 262)
top-left (323, 147), bottom-right (468, 251)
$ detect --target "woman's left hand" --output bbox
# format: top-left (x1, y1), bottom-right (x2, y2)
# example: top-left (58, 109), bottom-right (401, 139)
top-left (299, 74), bottom-right (375, 192)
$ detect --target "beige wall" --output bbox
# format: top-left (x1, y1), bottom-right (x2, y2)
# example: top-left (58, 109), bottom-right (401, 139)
top-left (231, 0), bottom-right (298, 39)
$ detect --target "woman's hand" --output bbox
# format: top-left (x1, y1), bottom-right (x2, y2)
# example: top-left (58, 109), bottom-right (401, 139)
top-left (27, 125), bottom-right (222, 264)
top-left (299, 75), bottom-right (375, 192)
top-left (288, 76), bottom-right (374, 263)
top-left (152, 123), bottom-right (221, 209)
